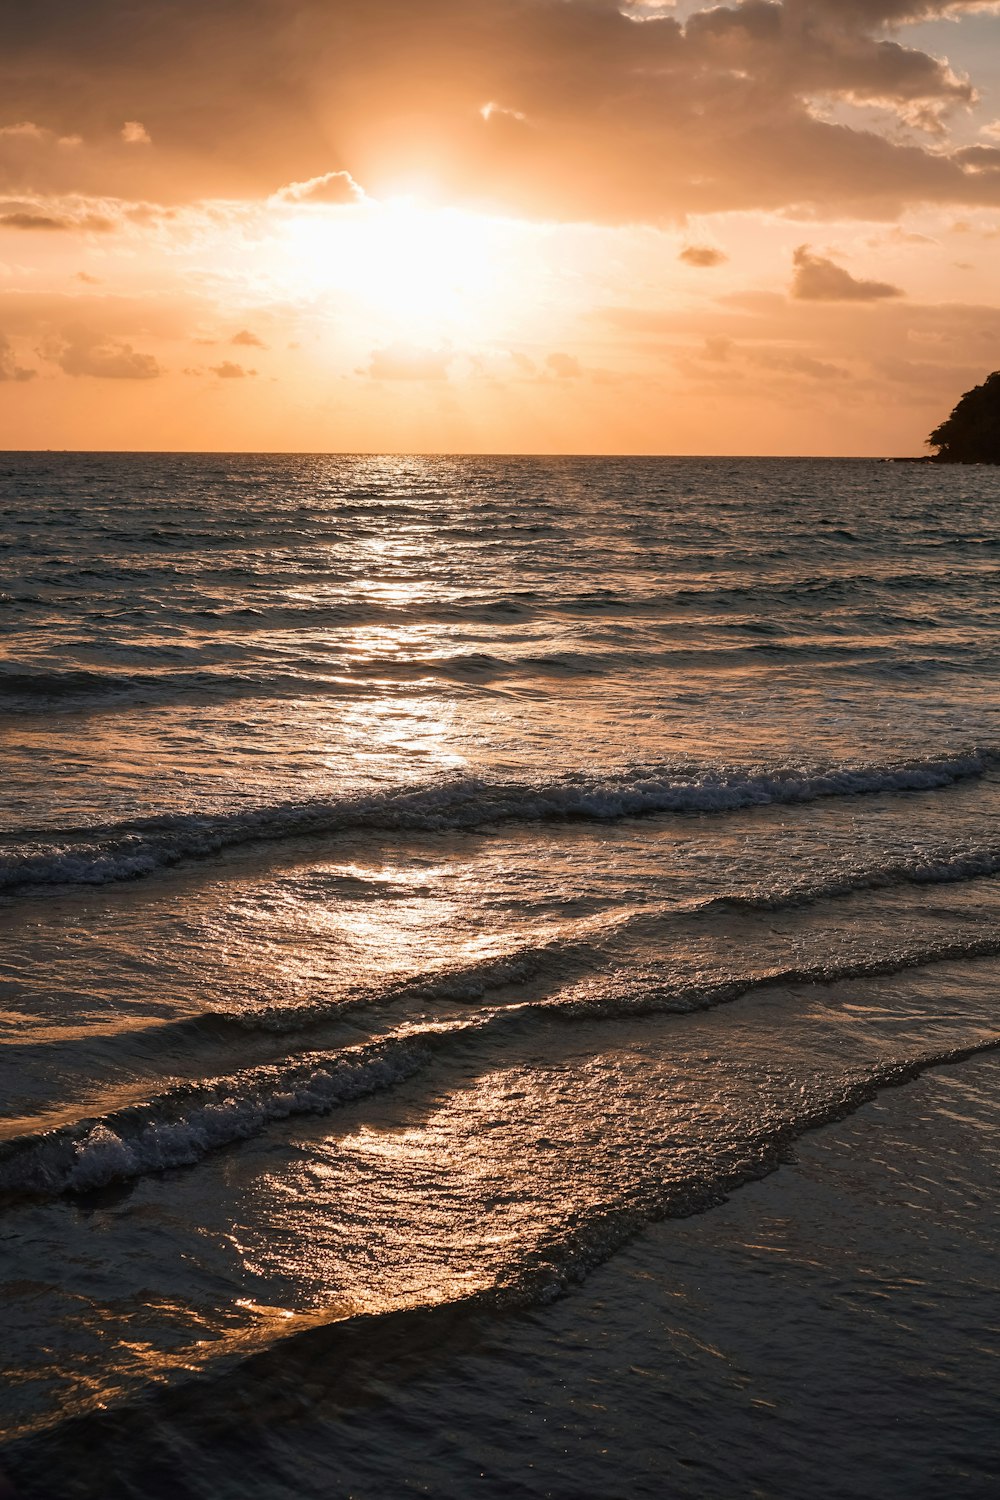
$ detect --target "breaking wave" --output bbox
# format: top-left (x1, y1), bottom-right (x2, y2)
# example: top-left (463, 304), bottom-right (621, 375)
top-left (5, 930), bottom-right (1000, 1202)
top-left (1, 748), bottom-right (992, 893)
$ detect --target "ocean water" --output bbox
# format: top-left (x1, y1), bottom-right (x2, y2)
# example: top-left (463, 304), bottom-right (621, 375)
top-left (2, 453), bottom-right (1000, 1497)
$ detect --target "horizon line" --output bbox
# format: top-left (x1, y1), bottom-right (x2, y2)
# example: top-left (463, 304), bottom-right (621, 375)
top-left (0, 448), bottom-right (928, 461)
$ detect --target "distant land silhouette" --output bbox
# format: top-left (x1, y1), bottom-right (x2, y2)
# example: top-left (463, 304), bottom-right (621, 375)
top-left (927, 371), bottom-right (1000, 464)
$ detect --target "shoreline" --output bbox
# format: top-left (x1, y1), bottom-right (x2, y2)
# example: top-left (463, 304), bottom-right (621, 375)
top-left (6, 1050), bottom-right (998, 1499)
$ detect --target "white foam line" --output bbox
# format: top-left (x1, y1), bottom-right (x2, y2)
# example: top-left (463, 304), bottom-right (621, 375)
top-left (0, 749), bottom-right (992, 893)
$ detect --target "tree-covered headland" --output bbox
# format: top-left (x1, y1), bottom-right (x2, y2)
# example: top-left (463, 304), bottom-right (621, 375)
top-left (928, 371), bottom-right (1000, 463)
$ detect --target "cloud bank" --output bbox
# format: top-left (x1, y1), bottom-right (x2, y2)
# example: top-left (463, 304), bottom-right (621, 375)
top-left (1, 1), bottom-right (998, 222)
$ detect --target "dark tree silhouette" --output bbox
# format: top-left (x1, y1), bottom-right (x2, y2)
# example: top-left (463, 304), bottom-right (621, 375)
top-left (928, 370), bottom-right (1000, 463)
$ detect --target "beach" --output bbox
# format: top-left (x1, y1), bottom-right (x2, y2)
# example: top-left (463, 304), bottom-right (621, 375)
top-left (5, 1043), bottom-right (998, 1498)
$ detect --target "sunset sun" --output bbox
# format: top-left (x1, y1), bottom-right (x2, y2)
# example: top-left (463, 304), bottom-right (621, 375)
top-left (275, 197), bottom-right (514, 339)
top-left (3, 3), bottom-right (1000, 1497)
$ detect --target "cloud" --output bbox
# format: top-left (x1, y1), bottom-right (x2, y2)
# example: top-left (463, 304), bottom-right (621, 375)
top-left (600, 288), bottom-right (1000, 414)
top-left (44, 327), bottom-right (162, 378)
top-left (209, 360), bottom-right (255, 378)
top-left (0, 211), bottom-right (69, 230)
top-left (0, 332), bottom-right (34, 381)
top-left (685, 0), bottom-right (973, 116)
top-left (955, 144), bottom-right (1000, 173)
top-left (686, 332), bottom-right (849, 383)
top-left (704, 336), bottom-right (735, 361)
top-left (363, 344), bottom-right (453, 380)
top-left (749, 348), bottom-right (850, 381)
top-left (793, 3), bottom-right (1000, 23)
top-left (121, 120), bottom-right (151, 145)
top-left (2, 3), bottom-right (1000, 221)
top-left (231, 328), bottom-right (265, 347)
top-left (545, 351), bottom-right (583, 378)
top-left (872, 226), bottom-right (936, 245)
top-left (480, 101), bottom-right (529, 123)
top-left (272, 171), bottom-right (366, 206)
top-left (791, 245), bottom-right (904, 300)
top-left (0, 205), bottom-right (114, 231)
top-left (0, 121), bottom-right (48, 143)
top-left (679, 245), bottom-right (728, 267)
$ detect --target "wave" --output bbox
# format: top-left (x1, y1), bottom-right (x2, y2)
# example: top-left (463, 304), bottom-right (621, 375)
top-left (190, 844), bottom-right (1000, 1034)
top-left (7, 838), bottom-right (1000, 1094)
top-left (0, 666), bottom-right (146, 699)
top-left (8, 564), bottom-right (1000, 634)
top-left (0, 749), bottom-right (991, 894)
top-left (0, 1035), bottom-right (432, 1201)
top-left (3, 626), bottom-right (997, 709)
top-left (190, 1032), bottom-right (1000, 1339)
top-left (710, 843), bottom-right (1000, 913)
top-left (5, 930), bottom-right (1000, 1202)
top-left (3, 1033), bottom-right (997, 1474)
top-left (0, 662), bottom-right (358, 705)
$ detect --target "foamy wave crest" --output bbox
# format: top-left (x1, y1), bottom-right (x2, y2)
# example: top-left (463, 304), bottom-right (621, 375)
top-left (1, 749), bottom-right (992, 893)
top-left (6, 930), bottom-right (1000, 1201)
top-left (0, 1038), bottom-right (431, 1199)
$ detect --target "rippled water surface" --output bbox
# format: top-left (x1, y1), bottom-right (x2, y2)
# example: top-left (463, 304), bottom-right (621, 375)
top-left (2, 454), bottom-right (1000, 1497)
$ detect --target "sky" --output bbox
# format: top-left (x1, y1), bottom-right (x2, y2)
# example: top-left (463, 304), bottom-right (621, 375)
top-left (1, 0), bottom-right (1000, 454)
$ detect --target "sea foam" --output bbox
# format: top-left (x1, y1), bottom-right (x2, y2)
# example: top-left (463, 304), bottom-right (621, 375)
top-left (0, 749), bottom-right (991, 893)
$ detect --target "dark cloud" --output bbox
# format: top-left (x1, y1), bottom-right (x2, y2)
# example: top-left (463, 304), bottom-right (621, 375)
top-left (209, 360), bottom-right (256, 377)
top-left (679, 245), bottom-right (728, 267)
top-left (791, 245), bottom-right (904, 299)
top-left (43, 326), bottom-right (162, 377)
top-left (0, 206), bottom-right (114, 231)
top-left (0, 2), bottom-right (998, 220)
top-left (790, 2), bottom-right (994, 23)
top-left (954, 144), bottom-right (1000, 172)
top-left (686, 0), bottom-right (973, 108)
top-left (231, 328), bottom-right (265, 347)
top-left (0, 211), bottom-right (69, 229)
top-left (0, 332), bottom-right (35, 380)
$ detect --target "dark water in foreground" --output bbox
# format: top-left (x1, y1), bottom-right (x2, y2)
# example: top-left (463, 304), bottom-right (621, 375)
top-left (2, 454), bottom-right (1000, 1496)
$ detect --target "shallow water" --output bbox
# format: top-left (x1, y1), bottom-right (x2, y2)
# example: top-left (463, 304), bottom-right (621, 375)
top-left (2, 454), bottom-right (1000, 1494)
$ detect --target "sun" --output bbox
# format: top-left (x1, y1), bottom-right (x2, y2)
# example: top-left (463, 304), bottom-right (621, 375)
top-left (274, 196), bottom-right (515, 340)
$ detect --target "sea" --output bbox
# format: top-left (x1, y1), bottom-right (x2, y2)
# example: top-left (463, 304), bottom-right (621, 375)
top-left (1, 453), bottom-right (999, 1498)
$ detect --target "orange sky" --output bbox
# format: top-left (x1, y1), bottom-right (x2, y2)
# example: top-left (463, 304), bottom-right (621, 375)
top-left (2, 1), bottom-right (1000, 454)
